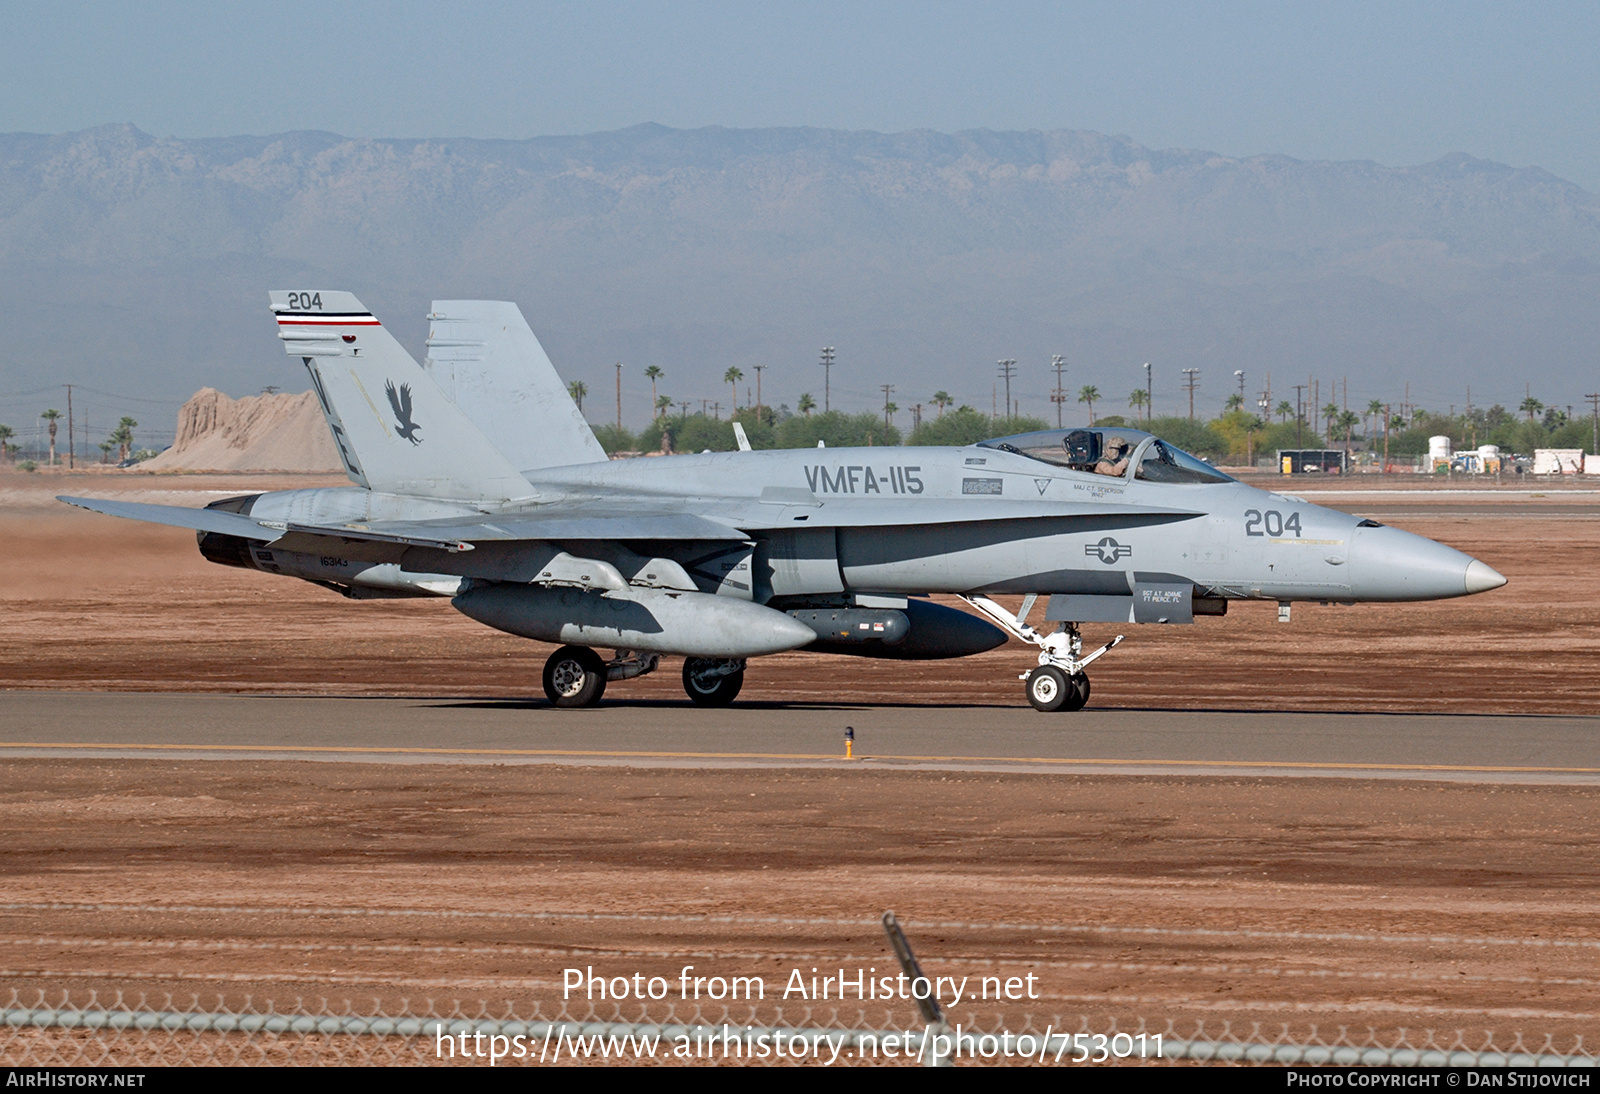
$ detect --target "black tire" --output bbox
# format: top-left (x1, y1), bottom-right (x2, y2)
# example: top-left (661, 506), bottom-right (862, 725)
top-left (1063, 672), bottom-right (1090, 712)
top-left (683, 657), bottom-right (744, 707)
top-left (1026, 665), bottom-right (1070, 712)
top-left (542, 645), bottom-right (608, 708)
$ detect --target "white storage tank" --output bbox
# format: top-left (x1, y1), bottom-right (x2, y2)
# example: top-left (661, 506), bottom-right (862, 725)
top-left (1428, 435), bottom-right (1453, 461)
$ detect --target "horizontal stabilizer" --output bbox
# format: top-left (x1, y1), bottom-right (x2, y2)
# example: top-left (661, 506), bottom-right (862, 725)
top-left (59, 496), bottom-right (275, 540)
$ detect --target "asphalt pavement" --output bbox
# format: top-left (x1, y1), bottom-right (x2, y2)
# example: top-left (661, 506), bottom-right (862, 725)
top-left (2, 692), bottom-right (1596, 783)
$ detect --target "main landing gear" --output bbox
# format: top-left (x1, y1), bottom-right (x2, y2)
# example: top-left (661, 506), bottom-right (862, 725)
top-left (960, 595), bottom-right (1124, 713)
top-left (682, 657), bottom-right (746, 707)
top-left (540, 647), bottom-right (744, 708)
top-left (541, 646), bottom-right (660, 708)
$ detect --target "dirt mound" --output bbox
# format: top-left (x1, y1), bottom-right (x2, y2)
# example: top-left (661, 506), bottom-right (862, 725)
top-left (142, 388), bottom-right (342, 472)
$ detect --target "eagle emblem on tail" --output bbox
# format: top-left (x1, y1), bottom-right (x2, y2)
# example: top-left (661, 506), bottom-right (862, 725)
top-left (385, 381), bottom-right (422, 445)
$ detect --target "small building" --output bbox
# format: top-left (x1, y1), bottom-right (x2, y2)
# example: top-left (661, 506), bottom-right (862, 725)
top-left (1277, 448), bottom-right (1348, 474)
top-left (1533, 448), bottom-right (1585, 475)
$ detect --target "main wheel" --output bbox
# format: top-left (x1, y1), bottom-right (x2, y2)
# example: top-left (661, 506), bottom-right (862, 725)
top-left (1026, 665), bottom-right (1070, 712)
top-left (683, 657), bottom-right (744, 707)
top-left (1063, 671), bottom-right (1090, 712)
top-left (542, 645), bottom-right (607, 707)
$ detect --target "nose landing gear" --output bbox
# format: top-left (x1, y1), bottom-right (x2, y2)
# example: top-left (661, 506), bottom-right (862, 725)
top-left (961, 595), bottom-right (1123, 713)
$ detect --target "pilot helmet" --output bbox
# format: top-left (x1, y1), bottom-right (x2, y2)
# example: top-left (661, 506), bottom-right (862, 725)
top-left (1104, 435), bottom-right (1130, 458)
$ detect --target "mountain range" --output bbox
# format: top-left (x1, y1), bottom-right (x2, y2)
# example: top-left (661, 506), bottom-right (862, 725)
top-left (2, 122), bottom-right (1596, 423)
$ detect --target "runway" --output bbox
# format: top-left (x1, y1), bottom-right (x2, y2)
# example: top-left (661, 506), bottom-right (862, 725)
top-left (2, 692), bottom-right (1596, 782)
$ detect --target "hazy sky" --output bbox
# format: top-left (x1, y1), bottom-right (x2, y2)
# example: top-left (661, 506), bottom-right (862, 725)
top-left (4, 0), bottom-right (1597, 190)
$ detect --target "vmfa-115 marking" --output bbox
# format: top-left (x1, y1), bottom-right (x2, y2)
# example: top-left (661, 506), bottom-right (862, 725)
top-left (62, 291), bottom-right (1507, 712)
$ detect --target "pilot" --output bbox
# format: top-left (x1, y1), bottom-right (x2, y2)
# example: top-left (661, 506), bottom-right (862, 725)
top-left (1095, 436), bottom-right (1132, 476)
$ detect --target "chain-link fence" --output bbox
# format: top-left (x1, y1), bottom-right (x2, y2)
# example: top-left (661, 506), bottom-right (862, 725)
top-left (3, 991), bottom-right (1595, 1066)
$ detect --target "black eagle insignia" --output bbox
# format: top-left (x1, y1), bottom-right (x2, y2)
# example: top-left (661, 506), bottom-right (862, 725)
top-left (385, 380), bottom-right (422, 445)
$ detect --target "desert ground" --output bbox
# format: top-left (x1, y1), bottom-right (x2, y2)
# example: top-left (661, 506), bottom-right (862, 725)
top-left (2, 467), bottom-right (1598, 1058)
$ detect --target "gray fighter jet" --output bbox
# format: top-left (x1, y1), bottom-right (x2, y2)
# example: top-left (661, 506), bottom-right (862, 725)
top-left (62, 291), bottom-right (1507, 712)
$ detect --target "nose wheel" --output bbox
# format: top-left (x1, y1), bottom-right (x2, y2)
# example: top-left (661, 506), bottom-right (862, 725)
top-left (1025, 666), bottom-right (1090, 712)
top-left (961, 594), bottom-right (1121, 713)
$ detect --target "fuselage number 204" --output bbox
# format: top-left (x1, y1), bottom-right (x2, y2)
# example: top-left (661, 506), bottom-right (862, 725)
top-left (1244, 509), bottom-right (1302, 537)
top-left (286, 292), bottom-right (323, 311)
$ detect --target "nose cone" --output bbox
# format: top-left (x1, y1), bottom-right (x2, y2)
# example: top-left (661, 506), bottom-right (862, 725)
top-left (1348, 525), bottom-right (1508, 602)
top-left (1465, 559), bottom-right (1508, 594)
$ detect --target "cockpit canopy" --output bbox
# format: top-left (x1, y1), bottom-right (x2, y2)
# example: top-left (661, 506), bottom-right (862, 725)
top-left (977, 428), bottom-right (1233, 484)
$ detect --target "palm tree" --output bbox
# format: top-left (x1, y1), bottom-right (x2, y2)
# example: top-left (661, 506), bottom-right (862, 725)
top-left (0, 424), bottom-right (12, 462)
top-left (1338, 410), bottom-right (1360, 456)
top-left (798, 393), bottom-right (817, 416)
top-left (1128, 389), bottom-right (1148, 422)
top-left (724, 367), bottom-right (744, 409)
top-left (98, 440), bottom-right (114, 464)
top-left (115, 417), bottom-right (137, 462)
top-left (567, 380), bottom-right (587, 410)
top-left (1275, 400), bottom-right (1294, 423)
top-left (1521, 395), bottom-right (1544, 423)
top-left (1322, 402), bottom-right (1340, 445)
top-left (655, 394), bottom-right (673, 418)
top-left (1077, 385), bottom-right (1099, 424)
top-left (40, 409), bottom-right (61, 465)
top-left (643, 365), bottom-right (664, 416)
top-left (1366, 399), bottom-right (1384, 439)
top-left (884, 401), bottom-right (898, 428)
top-left (931, 391), bottom-right (953, 418)
top-left (1225, 393), bottom-right (1245, 413)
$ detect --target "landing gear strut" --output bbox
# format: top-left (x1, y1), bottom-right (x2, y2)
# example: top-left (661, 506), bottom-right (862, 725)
top-left (961, 595), bottom-right (1122, 713)
top-left (682, 657), bottom-right (745, 706)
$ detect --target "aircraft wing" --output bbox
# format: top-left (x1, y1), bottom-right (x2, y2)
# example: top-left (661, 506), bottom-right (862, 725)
top-left (61, 492), bottom-right (1197, 563)
top-left (58, 495), bottom-right (749, 557)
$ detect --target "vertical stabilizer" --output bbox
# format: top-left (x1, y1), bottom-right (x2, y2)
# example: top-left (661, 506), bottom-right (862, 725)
top-left (270, 291), bottom-right (536, 503)
top-left (426, 300), bottom-right (610, 471)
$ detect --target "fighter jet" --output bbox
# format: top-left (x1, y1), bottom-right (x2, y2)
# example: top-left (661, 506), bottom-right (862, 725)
top-left (61, 291), bottom-right (1507, 712)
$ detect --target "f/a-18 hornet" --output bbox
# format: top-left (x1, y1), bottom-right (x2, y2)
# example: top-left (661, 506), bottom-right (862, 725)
top-left (63, 292), bottom-right (1507, 712)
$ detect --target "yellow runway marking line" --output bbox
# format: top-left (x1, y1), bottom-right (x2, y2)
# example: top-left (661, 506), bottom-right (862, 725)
top-left (1, 741), bottom-right (1598, 776)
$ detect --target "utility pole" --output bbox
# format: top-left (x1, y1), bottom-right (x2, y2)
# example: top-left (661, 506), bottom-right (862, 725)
top-left (912, 402), bottom-right (923, 430)
top-left (997, 360), bottom-right (1016, 423)
top-left (1050, 354), bottom-right (1067, 428)
top-left (820, 347), bottom-right (835, 413)
top-left (1588, 393), bottom-right (1600, 455)
top-left (1383, 403), bottom-right (1392, 473)
top-left (881, 384), bottom-right (895, 428)
top-left (1293, 384), bottom-right (1306, 447)
top-left (1144, 362), bottom-right (1152, 419)
top-left (753, 364), bottom-right (765, 419)
top-left (1182, 368), bottom-right (1200, 420)
top-left (65, 384), bottom-right (74, 469)
top-left (677, 401), bottom-right (690, 421)
top-left (1234, 369), bottom-right (1245, 402)
top-left (614, 363), bottom-right (623, 432)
